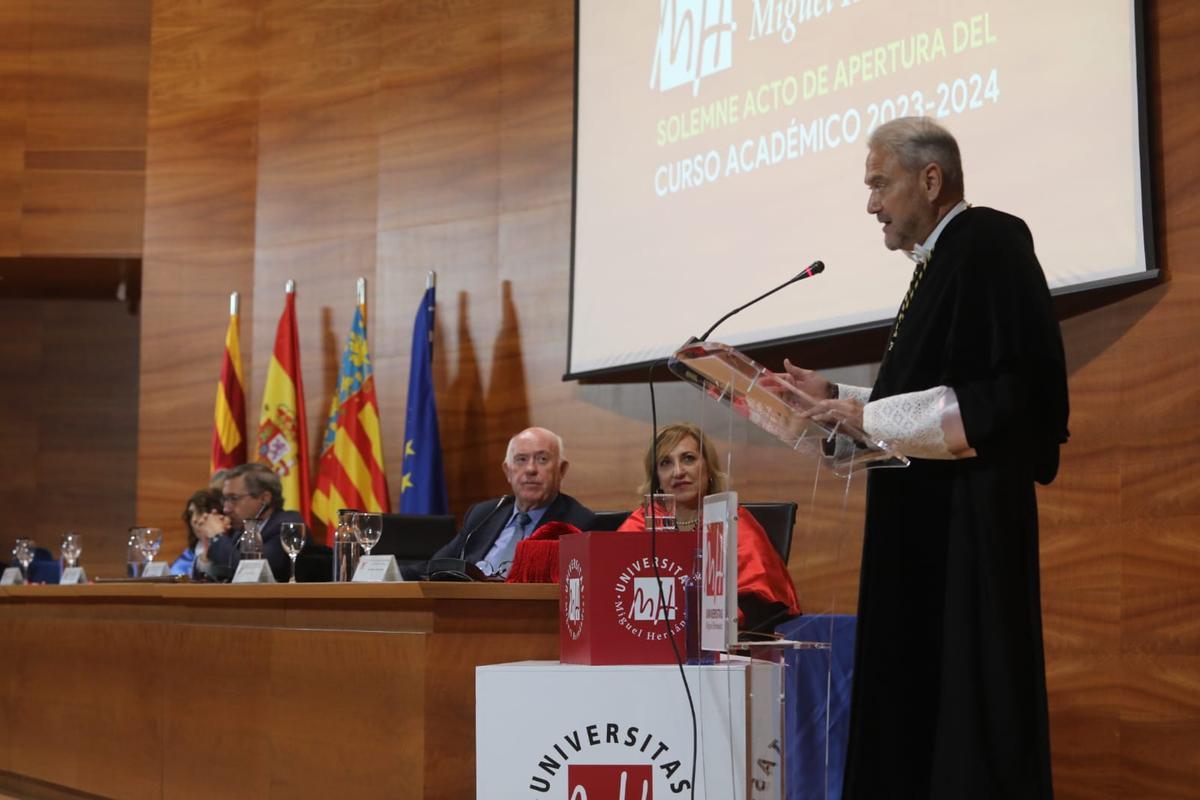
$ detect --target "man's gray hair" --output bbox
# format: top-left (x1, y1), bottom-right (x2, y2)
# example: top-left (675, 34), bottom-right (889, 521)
top-left (228, 462), bottom-right (285, 514)
top-left (868, 116), bottom-right (964, 195)
top-left (505, 428), bottom-right (565, 464)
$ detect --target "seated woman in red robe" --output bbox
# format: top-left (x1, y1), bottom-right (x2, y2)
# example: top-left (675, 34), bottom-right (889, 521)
top-left (618, 422), bottom-right (801, 632)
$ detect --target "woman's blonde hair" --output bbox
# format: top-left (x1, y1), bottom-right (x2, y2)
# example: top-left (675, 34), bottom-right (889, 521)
top-left (638, 422), bottom-right (727, 497)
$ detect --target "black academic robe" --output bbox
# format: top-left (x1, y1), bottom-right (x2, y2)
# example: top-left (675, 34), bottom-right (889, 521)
top-left (843, 208), bottom-right (1069, 800)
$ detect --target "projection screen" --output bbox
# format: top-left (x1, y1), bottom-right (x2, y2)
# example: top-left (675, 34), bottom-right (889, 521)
top-left (567, 0), bottom-right (1154, 379)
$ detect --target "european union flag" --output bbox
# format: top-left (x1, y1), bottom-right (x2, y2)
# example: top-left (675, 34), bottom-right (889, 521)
top-left (399, 281), bottom-right (448, 514)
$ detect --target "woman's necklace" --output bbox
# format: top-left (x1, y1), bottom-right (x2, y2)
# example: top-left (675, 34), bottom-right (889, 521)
top-left (676, 511), bottom-right (699, 531)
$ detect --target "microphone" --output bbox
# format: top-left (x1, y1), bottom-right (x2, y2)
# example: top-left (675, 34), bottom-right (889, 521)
top-left (695, 260), bottom-right (825, 343)
top-left (427, 495), bottom-right (514, 581)
top-left (458, 495), bottom-right (514, 560)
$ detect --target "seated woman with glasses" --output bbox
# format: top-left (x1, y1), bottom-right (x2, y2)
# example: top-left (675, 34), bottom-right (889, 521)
top-left (618, 422), bottom-right (801, 632)
top-left (171, 488), bottom-right (230, 577)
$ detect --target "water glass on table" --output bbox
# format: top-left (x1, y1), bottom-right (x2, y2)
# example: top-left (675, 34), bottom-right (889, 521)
top-left (136, 527), bottom-right (162, 565)
top-left (13, 538), bottom-right (35, 581)
top-left (351, 512), bottom-right (382, 558)
top-left (60, 532), bottom-right (82, 568)
top-left (643, 493), bottom-right (677, 531)
top-left (279, 522), bottom-right (307, 583)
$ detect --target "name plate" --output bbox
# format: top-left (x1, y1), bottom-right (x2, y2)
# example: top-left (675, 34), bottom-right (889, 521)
top-left (141, 561), bottom-right (169, 578)
top-left (232, 559), bottom-right (276, 584)
top-left (60, 566), bottom-right (88, 585)
top-left (352, 554), bottom-right (403, 583)
top-left (0, 567), bottom-right (23, 586)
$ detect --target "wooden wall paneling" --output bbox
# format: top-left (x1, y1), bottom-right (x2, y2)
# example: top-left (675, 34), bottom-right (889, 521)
top-left (1108, 2), bottom-right (1200, 797)
top-left (0, 1), bottom-right (30, 255)
top-left (0, 300), bottom-right (137, 580)
top-left (36, 300), bottom-right (139, 577)
top-left (378, 0), bottom-right (505, 514)
top-left (253, 0), bottom-right (386, 516)
top-left (0, 302), bottom-right (41, 558)
top-left (139, 0), bottom-right (263, 552)
top-left (20, 0), bottom-right (149, 257)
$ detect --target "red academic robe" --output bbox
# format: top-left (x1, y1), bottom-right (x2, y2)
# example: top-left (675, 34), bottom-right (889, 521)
top-left (618, 505), bottom-right (800, 627)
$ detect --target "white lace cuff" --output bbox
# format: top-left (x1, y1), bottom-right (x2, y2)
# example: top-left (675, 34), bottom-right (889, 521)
top-left (834, 383), bottom-right (872, 404)
top-left (863, 386), bottom-right (976, 460)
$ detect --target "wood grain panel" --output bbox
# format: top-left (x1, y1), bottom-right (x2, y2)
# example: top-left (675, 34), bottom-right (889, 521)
top-left (140, 0), bottom-right (262, 554)
top-left (0, 1), bottom-right (30, 255)
top-left (0, 584), bottom-right (558, 799)
top-left (0, 0), bottom-right (152, 257)
top-left (0, 299), bottom-right (138, 580)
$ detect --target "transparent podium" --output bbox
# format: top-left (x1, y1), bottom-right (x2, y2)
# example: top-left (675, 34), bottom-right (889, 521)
top-left (668, 340), bottom-right (908, 475)
top-left (665, 339), bottom-right (909, 799)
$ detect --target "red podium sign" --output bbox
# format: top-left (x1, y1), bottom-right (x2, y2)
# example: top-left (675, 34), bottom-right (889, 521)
top-left (559, 531), bottom-right (697, 665)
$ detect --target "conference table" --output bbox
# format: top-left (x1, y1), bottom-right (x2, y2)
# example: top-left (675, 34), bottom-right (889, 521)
top-left (0, 581), bottom-right (559, 800)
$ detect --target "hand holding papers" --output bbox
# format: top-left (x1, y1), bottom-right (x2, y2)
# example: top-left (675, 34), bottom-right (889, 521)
top-left (668, 341), bottom-right (908, 474)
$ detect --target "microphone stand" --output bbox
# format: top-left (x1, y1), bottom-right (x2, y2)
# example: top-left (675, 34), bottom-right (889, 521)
top-left (427, 495), bottom-right (514, 581)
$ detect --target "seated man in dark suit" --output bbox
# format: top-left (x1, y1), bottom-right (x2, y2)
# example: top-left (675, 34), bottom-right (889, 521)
top-left (203, 463), bottom-right (305, 582)
top-left (412, 427), bottom-right (594, 579)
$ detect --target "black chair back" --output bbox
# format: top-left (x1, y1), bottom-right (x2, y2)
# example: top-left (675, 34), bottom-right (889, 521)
top-left (373, 513), bottom-right (457, 560)
top-left (743, 502), bottom-right (798, 564)
top-left (295, 544), bottom-right (333, 582)
top-left (590, 510), bottom-right (631, 531)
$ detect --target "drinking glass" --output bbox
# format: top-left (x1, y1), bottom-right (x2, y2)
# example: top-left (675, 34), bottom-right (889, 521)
top-left (13, 538), bottom-right (35, 580)
top-left (279, 522), bottom-right (306, 583)
top-left (137, 527), bottom-right (162, 563)
top-left (643, 493), bottom-right (677, 531)
top-left (60, 532), bottom-right (82, 568)
top-left (352, 512), bottom-right (382, 557)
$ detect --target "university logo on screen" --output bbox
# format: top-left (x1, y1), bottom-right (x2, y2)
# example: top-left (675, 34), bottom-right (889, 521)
top-left (650, 0), bottom-right (736, 96)
top-left (527, 723), bottom-right (692, 796)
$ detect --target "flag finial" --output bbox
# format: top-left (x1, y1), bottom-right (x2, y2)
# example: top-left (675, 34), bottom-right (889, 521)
top-left (229, 291), bottom-right (239, 316)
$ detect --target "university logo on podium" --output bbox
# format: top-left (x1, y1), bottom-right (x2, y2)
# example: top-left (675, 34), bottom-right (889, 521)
top-left (568, 764), bottom-right (653, 799)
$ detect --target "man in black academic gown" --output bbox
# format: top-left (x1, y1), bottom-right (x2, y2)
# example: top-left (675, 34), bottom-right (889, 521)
top-left (409, 427), bottom-right (595, 579)
top-left (783, 116), bottom-right (1069, 799)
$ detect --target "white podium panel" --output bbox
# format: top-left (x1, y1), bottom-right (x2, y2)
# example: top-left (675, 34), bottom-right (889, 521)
top-left (477, 660), bottom-right (782, 800)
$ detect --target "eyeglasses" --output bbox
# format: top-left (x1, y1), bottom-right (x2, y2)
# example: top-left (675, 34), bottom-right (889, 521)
top-left (222, 493), bottom-right (253, 504)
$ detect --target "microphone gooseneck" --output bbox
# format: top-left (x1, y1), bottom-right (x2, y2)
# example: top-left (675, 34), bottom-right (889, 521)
top-left (458, 495), bottom-right (514, 560)
top-left (696, 260), bottom-right (826, 343)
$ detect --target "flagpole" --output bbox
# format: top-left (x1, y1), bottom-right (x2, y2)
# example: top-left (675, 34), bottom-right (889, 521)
top-left (357, 277), bottom-right (366, 324)
top-left (285, 279), bottom-right (295, 294)
top-left (229, 291), bottom-right (239, 316)
top-left (426, 271), bottom-right (435, 290)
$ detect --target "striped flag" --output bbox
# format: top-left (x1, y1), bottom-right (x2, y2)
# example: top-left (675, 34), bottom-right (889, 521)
top-left (211, 292), bottom-right (247, 473)
top-left (257, 281), bottom-right (311, 524)
top-left (312, 282), bottom-right (391, 539)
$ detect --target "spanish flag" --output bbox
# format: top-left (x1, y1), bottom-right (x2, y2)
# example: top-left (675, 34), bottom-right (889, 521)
top-left (211, 292), bottom-right (247, 473)
top-left (312, 279), bottom-right (391, 539)
top-left (257, 281), bottom-right (311, 524)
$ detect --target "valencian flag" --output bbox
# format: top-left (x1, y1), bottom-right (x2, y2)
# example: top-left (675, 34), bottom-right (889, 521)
top-left (257, 280), bottom-right (311, 524)
top-left (312, 278), bottom-right (391, 540)
top-left (399, 272), bottom-right (448, 514)
top-left (211, 292), bottom-right (247, 473)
